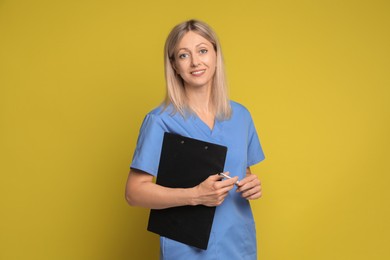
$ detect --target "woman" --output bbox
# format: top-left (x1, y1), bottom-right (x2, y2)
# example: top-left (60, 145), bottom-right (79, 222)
top-left (126, 19), bottom-right (265, 259)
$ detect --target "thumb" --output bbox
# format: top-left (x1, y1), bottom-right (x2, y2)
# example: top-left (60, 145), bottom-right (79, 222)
top-left (209, 173), bottom-right (224, 181)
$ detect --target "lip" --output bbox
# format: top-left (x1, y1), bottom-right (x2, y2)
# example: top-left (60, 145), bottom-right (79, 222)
top-left (190, 69), bottom-right (206, 76)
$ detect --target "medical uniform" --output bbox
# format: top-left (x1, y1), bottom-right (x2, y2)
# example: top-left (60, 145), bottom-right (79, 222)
top-left (131, 101), bottom-right (265, 260)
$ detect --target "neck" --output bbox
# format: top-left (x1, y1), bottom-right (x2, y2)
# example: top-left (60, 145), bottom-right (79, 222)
top-left (184, 83), bottom-right (213, 114)
top-left (184, 83), bottom-right (216, 130)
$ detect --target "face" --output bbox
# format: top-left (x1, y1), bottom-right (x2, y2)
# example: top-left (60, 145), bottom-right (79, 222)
top-left (173, 31), bottom-right (217, 90)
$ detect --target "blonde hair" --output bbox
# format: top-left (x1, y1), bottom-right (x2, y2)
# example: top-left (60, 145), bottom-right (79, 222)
top-left (163, 19), bottom-right (231, 120)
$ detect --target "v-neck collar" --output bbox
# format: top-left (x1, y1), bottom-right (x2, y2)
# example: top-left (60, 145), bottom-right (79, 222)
top-left (192, 114), bottom-right (221, 137)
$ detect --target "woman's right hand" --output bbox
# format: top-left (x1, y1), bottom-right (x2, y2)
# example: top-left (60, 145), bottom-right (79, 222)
top-left (192, 172), bottom-right (238, 207)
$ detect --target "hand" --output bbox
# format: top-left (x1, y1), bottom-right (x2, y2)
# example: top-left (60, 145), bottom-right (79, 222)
top-left (236, 171), bottom-right (262, 200)
top-left (193, 172), bottom-right (238, 207)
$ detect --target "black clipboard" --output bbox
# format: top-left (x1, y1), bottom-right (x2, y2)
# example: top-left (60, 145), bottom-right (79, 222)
top-left (147, 132), bottom-right (228, 250)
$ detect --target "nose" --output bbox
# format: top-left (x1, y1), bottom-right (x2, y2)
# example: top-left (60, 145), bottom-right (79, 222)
top-left (191, 54), bottom-right (200, 67)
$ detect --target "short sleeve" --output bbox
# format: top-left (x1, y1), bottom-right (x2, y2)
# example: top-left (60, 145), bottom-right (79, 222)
top-left (247, 112), bottom-right (265, 167)
top-left (130, 114), bottom-right (167, 176)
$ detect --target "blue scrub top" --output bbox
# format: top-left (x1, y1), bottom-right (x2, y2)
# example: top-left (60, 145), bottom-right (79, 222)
top-left (131, 101), bottom-right (265, 260)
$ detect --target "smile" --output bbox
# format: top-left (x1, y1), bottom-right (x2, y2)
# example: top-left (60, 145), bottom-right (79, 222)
top-left (191, 69), bottom-right (206, 75)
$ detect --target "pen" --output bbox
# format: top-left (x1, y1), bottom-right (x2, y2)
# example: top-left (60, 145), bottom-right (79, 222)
top-left (218, 172), bottom-right (240, 186)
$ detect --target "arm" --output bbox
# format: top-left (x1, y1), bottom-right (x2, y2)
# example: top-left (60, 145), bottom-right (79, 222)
top-left (236, 167), bottom-right (262, 200)
top-left (125, 169), bottom-right (238, 209)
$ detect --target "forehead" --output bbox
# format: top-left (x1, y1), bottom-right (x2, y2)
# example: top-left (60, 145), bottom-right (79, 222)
top-left (176, 31), bottom-right (213, 49)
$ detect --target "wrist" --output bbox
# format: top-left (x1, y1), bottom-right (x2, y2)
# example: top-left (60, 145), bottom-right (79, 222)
top-left (188, 186), bottom-right (200, 206)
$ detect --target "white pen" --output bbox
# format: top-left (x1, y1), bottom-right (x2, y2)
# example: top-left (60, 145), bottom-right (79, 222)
top-left (218, 172), bottom-right (240, 186)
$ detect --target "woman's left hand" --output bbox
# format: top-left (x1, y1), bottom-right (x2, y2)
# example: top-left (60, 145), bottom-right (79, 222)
top-left (236, 167), bottom-right (262, 200)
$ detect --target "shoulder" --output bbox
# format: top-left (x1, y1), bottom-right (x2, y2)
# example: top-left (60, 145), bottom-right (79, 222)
top-left (138, 105), bottom-right (166, 131)
top-left (141, 104), bottom-right (171, 124)
top-left (145, 103), bottom-right (176, 118)
top-left (139, 103), bottom-right (180, 132)
top-left (230, 100), bottom-right (251, 117)
top-left (146, 104), bottom-right (164, 116)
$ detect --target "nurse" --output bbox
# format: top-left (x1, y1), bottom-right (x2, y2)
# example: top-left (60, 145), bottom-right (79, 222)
top-left (126, 19), bottom-right (265, 259)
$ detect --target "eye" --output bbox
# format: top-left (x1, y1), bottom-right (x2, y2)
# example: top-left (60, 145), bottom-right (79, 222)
top-left (200, 49), bottom-right (208, 54)
top-left (178, 53), bottom-right (189, 59)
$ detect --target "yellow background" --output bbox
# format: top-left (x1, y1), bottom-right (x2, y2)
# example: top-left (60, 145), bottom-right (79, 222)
top-left (1, 0), bottom-right (389, 259)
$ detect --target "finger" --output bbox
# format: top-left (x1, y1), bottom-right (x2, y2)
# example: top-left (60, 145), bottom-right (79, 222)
top-left (246, 190), bottom-right (262, 200)
top-left (236, 174), bottom-right (256, 187)
top-left (209, 174), bottom-right (224, 181)
top-left (242, 186), bottom-right (261, 199)
top-left (216, 188), bottom-right (233, 202)
top-left (246, 192), bottom-right (262, 200)
top-left (237, 178), bottom-right (260, 192)
top-left (215, 176), bottom-right (238, 188)
top-left (220, 183), bottom-right (236, 193)
top-left (236, 181), bottom-right (255, 193)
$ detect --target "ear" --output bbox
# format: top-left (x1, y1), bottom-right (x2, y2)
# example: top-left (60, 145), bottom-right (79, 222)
top-left (171, 60), bottom-right (176, 70)
top-left (171, 61), bottom-right (178, 74)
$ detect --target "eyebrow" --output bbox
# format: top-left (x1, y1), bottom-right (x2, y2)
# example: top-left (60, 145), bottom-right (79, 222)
top-left (177, 42), bottom-right (210, 52)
